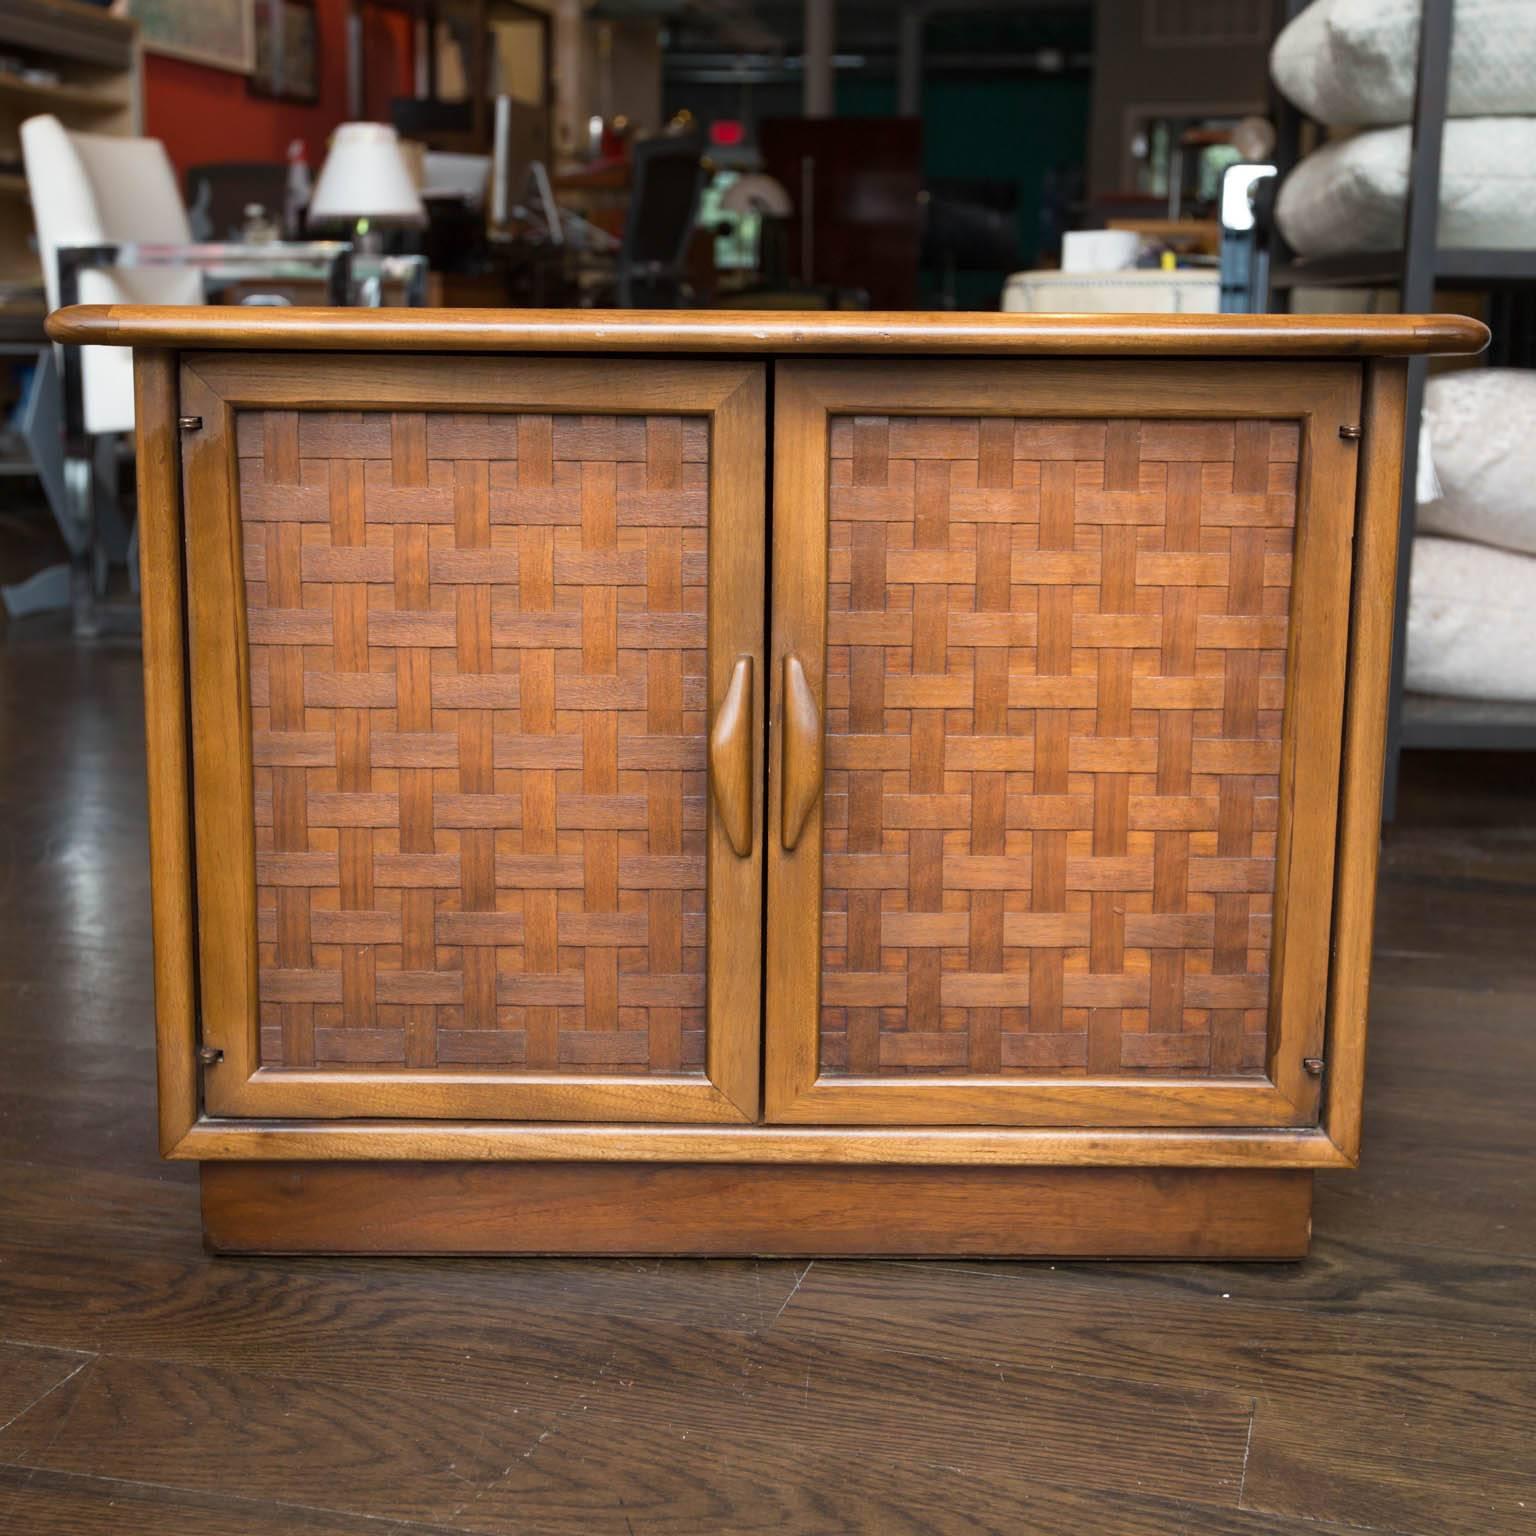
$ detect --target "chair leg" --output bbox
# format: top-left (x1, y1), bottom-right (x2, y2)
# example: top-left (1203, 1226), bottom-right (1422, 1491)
top-left (63, 451), bottom-right (100, 638)
top-left (1, 563), bottom-right (72, 621)
top-left (93, 434), bottom-right (129, 569)
top-left (60, 450), bottom-right (92, 558)
top-left (17, 347), bottom-right (68, 540)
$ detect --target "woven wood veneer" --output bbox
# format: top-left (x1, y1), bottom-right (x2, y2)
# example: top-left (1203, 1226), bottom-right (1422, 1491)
top-left (820, 414), bottom-right (1299, 1078)
top-left (239, 408), bottom-right (709, 1074)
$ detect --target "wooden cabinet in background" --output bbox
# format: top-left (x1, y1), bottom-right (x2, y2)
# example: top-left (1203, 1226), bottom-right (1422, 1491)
top-left (50, 303), bottom-right (1486, 1258)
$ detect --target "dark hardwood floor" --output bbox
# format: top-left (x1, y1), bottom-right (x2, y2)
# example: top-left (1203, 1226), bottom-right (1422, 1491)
top-left (0, 621), bottom-right (1532, 1535)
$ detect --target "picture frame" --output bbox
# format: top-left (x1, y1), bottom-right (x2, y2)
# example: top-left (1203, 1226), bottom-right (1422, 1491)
top-left (250, 0), bottom-right (320, 104)
top-left (128, 0), bottom-right (255, 75)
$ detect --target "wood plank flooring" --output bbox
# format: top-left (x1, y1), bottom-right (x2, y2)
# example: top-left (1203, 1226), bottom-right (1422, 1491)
top-left (0, 623), bottom-right (1532, 1534)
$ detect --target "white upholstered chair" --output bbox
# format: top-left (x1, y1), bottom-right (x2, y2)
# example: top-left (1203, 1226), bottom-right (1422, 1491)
top-left (22, 114), bottom-right (201, 439)
top-left (19, 116), bottom-right (351, 631)
top-left (19, 116), bottom-right (200, 628)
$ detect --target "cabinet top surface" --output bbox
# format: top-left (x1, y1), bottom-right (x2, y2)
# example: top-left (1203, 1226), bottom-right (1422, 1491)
top-left (47, 304), bottom-right (1488, 358)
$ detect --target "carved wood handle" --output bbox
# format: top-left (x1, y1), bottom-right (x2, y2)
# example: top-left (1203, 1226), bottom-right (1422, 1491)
top-left (709, 656), bottom-right (754, 857)
top-left (780, 654), bottom-right (823, 851)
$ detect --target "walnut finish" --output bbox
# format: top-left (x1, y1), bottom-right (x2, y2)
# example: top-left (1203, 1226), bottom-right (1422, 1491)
top-left (179, 354), bottom-right (766, 1124)
top-left (46, 303), bottom-right (1490, 357)
top-left (240, 406), bottom-right (713, 1079)
top-left (200, 1161), bottom-right (1315, 1258)
top-left (60, 306), bottom-right (1483, 1257)
top-left (708, 656), bottom-right (754, 858)
top-left (766, 360), bottom-right (1360, 1130)
top-left (132, 351), bottom-right (200, 1155)
top-left (819, 412), bottom-right (1297, 1080)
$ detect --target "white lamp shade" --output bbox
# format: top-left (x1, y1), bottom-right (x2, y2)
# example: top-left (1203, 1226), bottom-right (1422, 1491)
top-left (309, 123), bottom-right (425, 226)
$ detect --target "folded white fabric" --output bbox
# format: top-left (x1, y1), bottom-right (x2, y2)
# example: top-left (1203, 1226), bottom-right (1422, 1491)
top-left (1271, 0), bottom-right (1536, 126)
top-left (1406, 536), bottom-right (1536, 701)
top-left (1275, 118), bottom-right (1536, 256)
top-left (1420, 369), bottom-right (1536, 557)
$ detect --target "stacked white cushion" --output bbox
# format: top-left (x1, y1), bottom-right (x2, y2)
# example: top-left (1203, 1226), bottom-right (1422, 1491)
top-left (1001, 270), bottom-right (1220, 314)
top-left (1275, 117), bottom-right (1536, 256)
top-left (1406, 537), bottom-right (1536, 701)
top-left (1269, 2), bottom-right (1536, 700)
top-left (1420, 369), bottom-right (1536, 555)
top-left (1271, 0), bottom-right (1536, 126)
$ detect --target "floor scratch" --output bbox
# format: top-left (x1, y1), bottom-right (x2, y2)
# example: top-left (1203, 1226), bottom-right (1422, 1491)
top-left (0, 1351), bottom-right (96, 1438)
top-left (1237, 1398), bottom-right (1258, 1507)
top-left (770, 1261), bottom-right (813, 1327)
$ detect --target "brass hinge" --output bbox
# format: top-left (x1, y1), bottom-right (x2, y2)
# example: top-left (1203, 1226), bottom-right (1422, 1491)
top-left (196, 1044), bottom-right (224, 1067)
top-left (1338, 424), bottom-right (1362, 441)
top-left (1303, 1056), bottom-right (1325, 1077)
top-left (177, 415), bottom-right (203, 431)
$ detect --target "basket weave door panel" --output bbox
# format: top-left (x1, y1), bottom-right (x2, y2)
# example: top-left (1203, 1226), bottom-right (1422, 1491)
top-left (820, 413), bottom-right (1298, 1079)
top-left (238, 407), bottom-right (709, 1076)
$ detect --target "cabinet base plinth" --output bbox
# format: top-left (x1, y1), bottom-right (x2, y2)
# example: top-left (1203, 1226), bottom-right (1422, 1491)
top-left (200, 1162), bottom-right (1313, 1259)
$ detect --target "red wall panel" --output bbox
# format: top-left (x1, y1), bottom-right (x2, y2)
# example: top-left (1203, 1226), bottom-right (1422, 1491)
top-left (143, 1), bottom-right (412, 177)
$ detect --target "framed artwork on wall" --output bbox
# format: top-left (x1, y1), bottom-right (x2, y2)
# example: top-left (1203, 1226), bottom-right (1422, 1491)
top-left (250, 0), bottom-right (320, 103)
top-left (128, 0), bottom-right (255, 74)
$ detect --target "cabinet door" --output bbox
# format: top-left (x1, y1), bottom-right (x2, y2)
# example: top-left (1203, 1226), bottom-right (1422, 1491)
top-left (766, 360), bottom-right (1361, 1126)
top-left (180, 354), bottom-right (764, 1122)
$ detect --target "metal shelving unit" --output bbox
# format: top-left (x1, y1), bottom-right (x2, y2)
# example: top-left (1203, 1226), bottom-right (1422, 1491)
top-left (1272, 249), bottom-right (1536, 288)
top-left (1267, 0), bottom-right (1536, 814)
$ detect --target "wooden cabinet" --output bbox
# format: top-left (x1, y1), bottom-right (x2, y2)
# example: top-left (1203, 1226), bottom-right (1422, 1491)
top-left (52, 304), bottom-right (1486, 1258)
top-left (177, 354), bottom-right (764, 1125)
top-left (766, 360), bottom-right (1361, 1132)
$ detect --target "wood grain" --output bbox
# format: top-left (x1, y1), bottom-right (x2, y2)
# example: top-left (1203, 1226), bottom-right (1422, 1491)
top-left (0, 1343), bottom-right (89, 1432)
top-left (133, 350), bottom-right (200, 1154)
top-left (0, 1467), bottom-right (463, 1536)
top-left (179, 362), bottom-right (261, 1117)
top-left (1324, 360), bottom-right (1408, 1162)
top-left (819, 410), bottom-right (1296, 1080)
top-left (1263, 367), bottom-right (1362, 1120)
top-left (766, 360), bottom-right (1360, 1130)
top-left (169, 1119), bottom-right (1352, 1166)
top-left (239, 405), bottom-right (712, 1079)
top-left (45, 303), bottom-right (1491, 357)
top-left (0, 1323), bottom-right (1262, 1532)
top-left (701, 364), bottom-right (767, 1117)
top-left (765, 364), bottom-right (831, 1118)
top-left (0, 1414), bottom-right (1478, 1536)
top-left (179, 355), bottom-right (765, 1123)
top-left (198, 1161), bottom-right (1314, 1256)
top-left (2, 618), bottom-right (1534, 1533)
top-left (708, 656), bottom-right (753, 856)
top-left (770, 1254), bottom-right (1536, 1534)
top-left (116, 337), bottom-right (1396, 1236)
top-left (780, 654), bottom-right (822, 849)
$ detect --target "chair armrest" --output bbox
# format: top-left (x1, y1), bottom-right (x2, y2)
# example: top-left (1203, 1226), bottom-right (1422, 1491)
top-left (53, 242), bottom-right (357, 442)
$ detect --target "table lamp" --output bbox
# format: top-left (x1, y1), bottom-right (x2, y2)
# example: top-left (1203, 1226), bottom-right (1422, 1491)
top-left (720, 173), bottom-right (792, 219)
top-left (721, 173), bottom-right (793, 289)
top-left (308, 123), bottom-right (425, 251)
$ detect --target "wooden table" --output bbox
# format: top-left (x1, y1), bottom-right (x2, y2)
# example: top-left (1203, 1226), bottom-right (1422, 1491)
top-left (46, 304), bottom-right (1487, 1257)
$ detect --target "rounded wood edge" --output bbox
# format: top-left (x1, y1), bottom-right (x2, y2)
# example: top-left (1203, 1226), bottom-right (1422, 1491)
top-left (169, 1120), bottom-right (1354, 1169)
top-left (46, 304), bottom-right (1490, 358)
